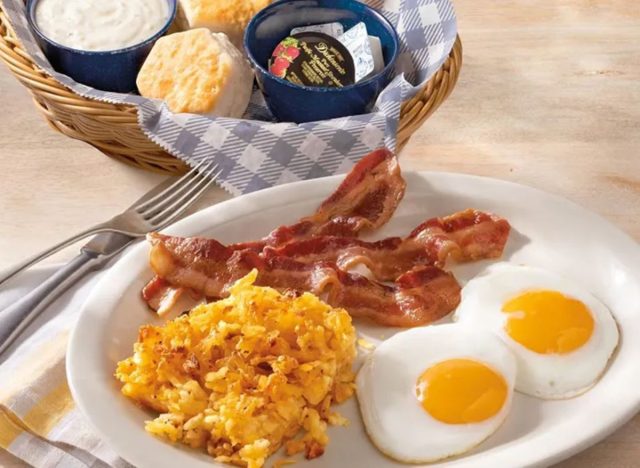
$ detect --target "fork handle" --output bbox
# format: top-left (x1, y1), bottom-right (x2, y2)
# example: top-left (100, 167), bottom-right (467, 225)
top-left (0, 250), bottom-right (102, 357)
top-left (0, 222), bottom-right (111, 287)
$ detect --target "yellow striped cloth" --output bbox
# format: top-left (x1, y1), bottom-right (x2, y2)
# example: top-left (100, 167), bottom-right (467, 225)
top-left (0, 265), bottom-right (130, 467)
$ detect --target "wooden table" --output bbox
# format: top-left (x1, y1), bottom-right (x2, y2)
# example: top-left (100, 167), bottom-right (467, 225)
top-left (0, 0), bottom-right (638, 466)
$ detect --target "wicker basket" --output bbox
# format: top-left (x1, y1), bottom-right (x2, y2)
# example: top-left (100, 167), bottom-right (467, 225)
top-left (0, 2), bottom-right (462, 175)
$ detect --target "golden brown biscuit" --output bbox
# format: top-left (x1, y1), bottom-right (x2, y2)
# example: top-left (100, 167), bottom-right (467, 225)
top-left (176, 0), bottom-right (272, 47)
top-left (137, 28), bottom-right (254, 118)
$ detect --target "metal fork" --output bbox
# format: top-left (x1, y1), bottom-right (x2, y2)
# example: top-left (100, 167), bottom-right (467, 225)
top-left (0, 160), bottom-right (221, 286)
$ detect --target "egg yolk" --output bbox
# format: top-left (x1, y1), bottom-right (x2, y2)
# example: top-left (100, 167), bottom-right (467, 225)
top-left (502, 290), bottom-right (594, 354)
top-left (415, 359), bottom-right (508, 424)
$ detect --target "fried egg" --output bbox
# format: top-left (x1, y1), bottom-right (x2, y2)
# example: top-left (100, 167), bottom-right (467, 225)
top-left (454, 263), bottom-right (619, 399)
top-left (356, 324), bottom-right (516, 463)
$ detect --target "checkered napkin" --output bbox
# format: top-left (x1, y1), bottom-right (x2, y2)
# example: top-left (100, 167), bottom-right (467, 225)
top-left (3, 0), bottom-right (456, 195)
top-left (0, 265), bottom-right (130, 468)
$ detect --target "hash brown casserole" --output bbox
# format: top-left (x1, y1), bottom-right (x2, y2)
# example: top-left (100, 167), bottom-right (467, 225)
top-left (116, 270), bottom-right (356, 467)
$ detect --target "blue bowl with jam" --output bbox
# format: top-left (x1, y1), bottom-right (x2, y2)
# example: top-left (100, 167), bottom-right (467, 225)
top-left (26, 0), bottom-right (177, 93)
top-left (245, 0), bottom-right (399, 123)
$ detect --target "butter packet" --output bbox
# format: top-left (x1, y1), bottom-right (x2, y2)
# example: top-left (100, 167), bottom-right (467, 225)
top-left (291, 22), bottom-right (345, 38)
top-left (339, 22), bottom-right (375, 82)
top-left (368, 35), bottom-right (385, 75)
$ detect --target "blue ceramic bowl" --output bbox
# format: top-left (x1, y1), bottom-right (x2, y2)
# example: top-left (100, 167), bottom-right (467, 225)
top-left (245, 0), bottom-right (399, 123)
top-left (26, 0), bottom-right (177, 93)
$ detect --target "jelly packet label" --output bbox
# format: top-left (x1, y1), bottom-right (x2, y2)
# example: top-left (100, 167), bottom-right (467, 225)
top-left (269, 37), bottom-right (301, 79)
top-left (339, 22), bottom-right (375, 82)
top-left (291, 22), bottom-right (345, 38)
top-left (269, 33), bottom-right (355, 88)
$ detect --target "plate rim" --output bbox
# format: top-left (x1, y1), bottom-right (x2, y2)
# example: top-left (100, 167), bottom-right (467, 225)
top-left (67, 170), bottom-right (640, 468)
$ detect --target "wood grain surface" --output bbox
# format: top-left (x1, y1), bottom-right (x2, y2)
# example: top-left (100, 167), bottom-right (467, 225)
top-left (0, 0), bottom-right (638, 466)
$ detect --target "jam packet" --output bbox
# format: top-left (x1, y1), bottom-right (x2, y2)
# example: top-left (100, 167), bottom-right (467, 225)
top-left (269, 33), bottom-right (355, 87)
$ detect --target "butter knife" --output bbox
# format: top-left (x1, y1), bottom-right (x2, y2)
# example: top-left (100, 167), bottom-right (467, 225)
top-left (0, 176), bottom-right (196, 356)
top-left (0, 232), bottom-right (135, 356)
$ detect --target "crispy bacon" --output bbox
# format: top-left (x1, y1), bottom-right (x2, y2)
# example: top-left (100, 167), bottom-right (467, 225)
top-left (140, 147), bottom-right (511, 326)
top-left (143, 148), bottom-right (406, 315)
top-left (143, 208), bottom-right (509, 325)
top-left (261, 147), bottom-right (405, 246)
top-left (263, 209), bottom-right (511, 281)
top-left (141, 276), bottom-right (205, 316)
top-left (143, 208), bottom-right (509, 324)
top-left (147, 235), bottom-right (235, 298)
top-left (146, 233), bottom-right (461, 327)
top-left (409, 209), bottom-right (511, 261)
top-left (141, 276), bottom-right (169, 310)
top-left (328, 266), bottom-right (461, 326)
top-left (264, 236), bottom-right (417, 281)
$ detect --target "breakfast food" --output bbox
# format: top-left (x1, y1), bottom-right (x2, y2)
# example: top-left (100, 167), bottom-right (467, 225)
top-left (137, 29), bottom-right (253, 118)
top-left (357, 324), bottom-right (516, 463)
top-left (143, 148), bottom-right (406, 315)
top-left (454, 264), bottom-right (619, 398)
top-left (116, 270), bottom-right (356, 467)
top-left (34, 0), bottom-right (172, 51)
top-left (147, 233), bottom-right (462, 326)
top-left (141, 149), bottom-right (511, 327)
top-left (266, 147), bottom-right (406, 242)
top-left (267, 208), bottom-right (510, 280)
top-left (269, 33), bottom-right (356, 87)
top-left (176, 0), bottom-right (271, 48)
top-left (115, 143), bottom-right (625, 465)
top-left (144, 207), bottom-right (509, 326)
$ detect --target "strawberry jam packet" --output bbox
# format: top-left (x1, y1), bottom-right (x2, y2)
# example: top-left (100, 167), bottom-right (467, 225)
top-left (268, 32), bottom-right (355, 88)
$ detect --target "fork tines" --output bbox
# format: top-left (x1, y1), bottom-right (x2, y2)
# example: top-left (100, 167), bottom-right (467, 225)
top-left (136, 160), bottom-right (221, 228)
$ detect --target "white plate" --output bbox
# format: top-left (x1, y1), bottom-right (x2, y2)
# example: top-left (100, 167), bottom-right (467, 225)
top-left (67, 172), bottom-right (640, 468)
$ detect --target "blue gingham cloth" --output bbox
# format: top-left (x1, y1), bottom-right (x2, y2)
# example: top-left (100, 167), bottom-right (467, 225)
top-left (4, 0), bottom-right (457, 195)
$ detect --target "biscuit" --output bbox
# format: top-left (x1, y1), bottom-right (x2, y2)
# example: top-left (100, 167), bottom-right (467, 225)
top-left (176, 0), bottom-right (271, 48)
top-left (137, 29), bottom-right (254, 118)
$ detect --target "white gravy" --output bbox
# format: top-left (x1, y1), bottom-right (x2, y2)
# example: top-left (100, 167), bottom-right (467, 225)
top-left (35, 0), bottom-right (171, 52)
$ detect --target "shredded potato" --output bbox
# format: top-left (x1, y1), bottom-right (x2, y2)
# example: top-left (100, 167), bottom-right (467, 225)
top-left (116, 270), bottom-right (356, 467)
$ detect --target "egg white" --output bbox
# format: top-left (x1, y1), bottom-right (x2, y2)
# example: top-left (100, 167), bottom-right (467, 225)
top-left (453, 263), bottom-right (619, 399)
top-left (356, 324), bottom-right (517, 463)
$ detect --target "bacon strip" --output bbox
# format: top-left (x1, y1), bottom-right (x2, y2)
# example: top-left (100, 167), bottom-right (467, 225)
top-left (144, 208), bottom-right (510, 326)
top-left (409, 209), bottom-right (511, 261)
top-left (144, 148), bottom-right (406, 314)
top-left (141, 147), bottom-right (511, 326)
top-left (331, 266), bottom-right (462, 327)
top-left (142, 209), bottom-right (510, 324)
top-left (142, 276), bottom-right (204, 315)
top-left (263, 147), bottom-right (406, 246)
top-left (263, 209), bottom-right (511, 281)
top-left (144, 233), bottom-right (461, 327)
top-left (229, 147), bottom-right (405, 251)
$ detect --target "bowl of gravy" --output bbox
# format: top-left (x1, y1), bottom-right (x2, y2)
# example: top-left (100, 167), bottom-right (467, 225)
top-left (27, 0), bottom-right (176, 92)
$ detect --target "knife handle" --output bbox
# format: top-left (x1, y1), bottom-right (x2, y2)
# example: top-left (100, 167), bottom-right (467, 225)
top-left (0, 223), bottom-right (111, 287)
top-left (0, 251), bottom-right (102, 357)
